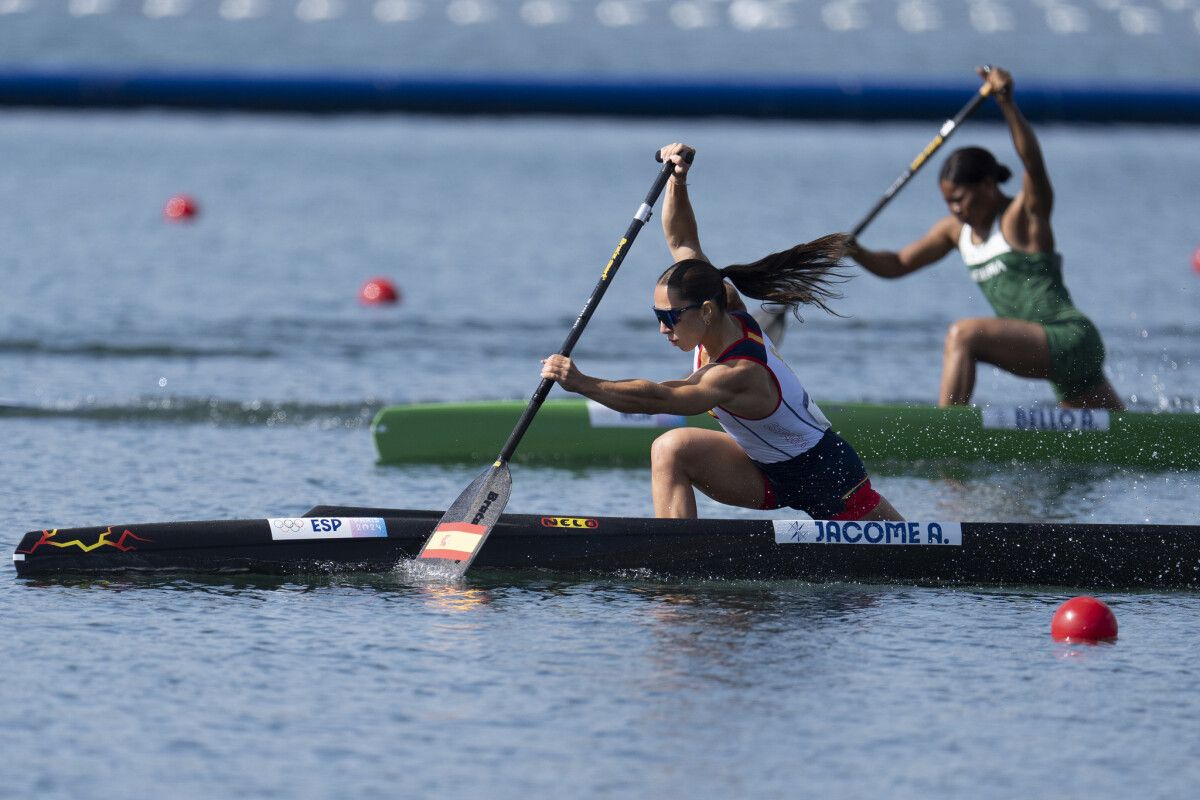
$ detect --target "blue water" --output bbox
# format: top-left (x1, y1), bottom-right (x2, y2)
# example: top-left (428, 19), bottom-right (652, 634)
top-left (8, 577), bottom-right (1200, 799)
top-left (1, 105), bottom-right (1199, 797)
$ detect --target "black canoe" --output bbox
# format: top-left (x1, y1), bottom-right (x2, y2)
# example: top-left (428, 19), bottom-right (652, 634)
top-left (11, 505), bottom-right (1200, 589)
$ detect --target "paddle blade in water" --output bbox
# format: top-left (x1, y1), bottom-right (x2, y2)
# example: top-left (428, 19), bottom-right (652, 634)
top-left (416, 462), bottom-right (512, 572)
top-left (415, 157), bottom-right (677, 577)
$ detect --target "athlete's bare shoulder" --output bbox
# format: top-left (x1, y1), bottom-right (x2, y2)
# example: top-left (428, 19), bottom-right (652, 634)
top-left (934, 214), bottom-right (964, 244)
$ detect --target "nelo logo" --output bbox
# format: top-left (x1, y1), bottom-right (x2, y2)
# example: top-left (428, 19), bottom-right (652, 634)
top-left (471, 492), bottom-right (500, 525)
top-left (540, 517), bottom-right (599, 529)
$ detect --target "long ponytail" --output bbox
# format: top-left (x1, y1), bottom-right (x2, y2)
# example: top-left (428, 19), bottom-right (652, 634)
top-left (721, 233), bottom-right (849, 317)
top-left (660, 234), bottom-right (850, 319)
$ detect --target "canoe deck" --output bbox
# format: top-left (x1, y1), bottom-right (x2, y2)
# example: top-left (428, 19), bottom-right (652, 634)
top-left (13, 505), bottom-right (1200, 590)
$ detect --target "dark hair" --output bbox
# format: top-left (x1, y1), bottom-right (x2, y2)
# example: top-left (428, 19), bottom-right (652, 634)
top-left (938, 147), bottom-right (1012, 186)
top-left (658, 233), bottom-right (849, 318)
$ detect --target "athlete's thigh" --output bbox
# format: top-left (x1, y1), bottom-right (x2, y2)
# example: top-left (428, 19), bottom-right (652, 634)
top-left (953, 316), bottom-right (1053, 379)
top-left (653, 428), bottom-right (767, 509)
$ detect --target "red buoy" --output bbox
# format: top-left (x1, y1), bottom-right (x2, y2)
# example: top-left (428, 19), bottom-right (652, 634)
top-left (359, 277), bottom-right (400, 305)
top-left (1192, 246), bottom-right (1200, 275)
top-left (1051, 596), bottom-right (1118, 643)
top-left (163, 194), bottom-right (199, 221)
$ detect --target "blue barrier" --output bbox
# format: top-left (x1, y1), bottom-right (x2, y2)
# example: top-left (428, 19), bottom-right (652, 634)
top-left (1, 68), bottom-right (1198, 124)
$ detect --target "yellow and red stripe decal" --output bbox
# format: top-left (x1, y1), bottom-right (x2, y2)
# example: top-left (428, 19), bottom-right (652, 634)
top-left (17, 527), bottom-right (151, 555)
top-left (419, 522), bottom-right (487, 561)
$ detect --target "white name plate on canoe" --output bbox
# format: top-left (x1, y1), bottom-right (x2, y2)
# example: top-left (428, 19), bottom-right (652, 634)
top-left (268, 517), bottom-right (388, 540)
top-left (586, 400), bottom-right (687, 429)
top-left (774, 519), bottom-right (962, 546)
top-left (981, 406), bottom-right (1110, 432)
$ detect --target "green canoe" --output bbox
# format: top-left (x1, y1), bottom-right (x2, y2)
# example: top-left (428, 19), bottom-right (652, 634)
top-left (371, 399), bottom-right (1200, 470)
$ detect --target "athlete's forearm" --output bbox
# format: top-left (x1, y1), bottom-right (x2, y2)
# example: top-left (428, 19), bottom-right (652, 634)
top-left (574, 375), bottom-right (711, 417)
top-left (998, 96), bottom-right (1047, 177)
top-left (573, 375), bottom-right (674, 414)
top-left (849, 246), bottom-right (909, 278)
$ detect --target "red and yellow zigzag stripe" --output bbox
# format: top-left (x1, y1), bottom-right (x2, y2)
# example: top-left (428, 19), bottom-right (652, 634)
top-left (17, 527), bottom-right (151, 555)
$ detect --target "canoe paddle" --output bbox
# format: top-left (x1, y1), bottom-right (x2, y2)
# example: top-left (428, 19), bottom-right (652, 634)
top-left (849, 66), bottom-right (994, 240)
top-left (416, 152), bottom-right (692, 575)
top-left (760, 68), bottom-right (995, 341)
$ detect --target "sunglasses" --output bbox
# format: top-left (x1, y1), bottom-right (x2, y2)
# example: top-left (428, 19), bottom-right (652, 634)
top-left (652, 302), bottom-right (704, 329)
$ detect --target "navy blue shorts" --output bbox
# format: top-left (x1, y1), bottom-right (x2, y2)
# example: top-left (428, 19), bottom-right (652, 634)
top-left (755, 430), bottom-right (880, 520)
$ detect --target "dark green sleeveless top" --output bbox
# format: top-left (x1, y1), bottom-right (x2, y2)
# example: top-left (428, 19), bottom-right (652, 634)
top-left (957, 221), bottom-right (1086, 326)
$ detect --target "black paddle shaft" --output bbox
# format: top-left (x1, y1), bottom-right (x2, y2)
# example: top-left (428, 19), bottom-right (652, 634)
top-left (495, 153), bottom-right (692, 464)
top-left (849, 77), bottom-right (993, 239)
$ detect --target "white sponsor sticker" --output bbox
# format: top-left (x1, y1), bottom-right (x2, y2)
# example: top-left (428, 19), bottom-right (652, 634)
top-left (12, 553), bottom-right (24, 562)
top-left (773, 519), bottom-right (962, 546)
top-left (268, 517), bottom-right (388, 541)
top-left (585, 400), bottom-right (686, 429)
top-left (981, 406), bottom-right (1110, 432)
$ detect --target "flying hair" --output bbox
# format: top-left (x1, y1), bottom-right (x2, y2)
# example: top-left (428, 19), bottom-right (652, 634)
top-left (658, 233), bottom-right (851, 319)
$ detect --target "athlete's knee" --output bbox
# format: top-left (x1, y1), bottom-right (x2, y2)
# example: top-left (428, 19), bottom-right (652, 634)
top-left (944, 319), bottom-right (984, 354)
top-left (650, 429), bottom-right (691, 470)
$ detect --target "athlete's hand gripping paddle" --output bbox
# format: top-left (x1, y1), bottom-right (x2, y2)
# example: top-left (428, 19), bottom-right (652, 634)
top-left (415, 152), bottom-right (693, 576)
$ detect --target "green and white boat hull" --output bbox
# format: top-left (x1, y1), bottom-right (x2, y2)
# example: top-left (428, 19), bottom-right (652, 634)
top-left (371, 399), bottom-right (1200, 470)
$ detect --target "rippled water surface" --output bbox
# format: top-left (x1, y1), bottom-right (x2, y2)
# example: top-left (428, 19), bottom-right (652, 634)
top-left (2, 109), bottom-right (1199, 798)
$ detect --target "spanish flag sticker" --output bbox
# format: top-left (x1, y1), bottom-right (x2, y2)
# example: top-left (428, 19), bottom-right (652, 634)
top-left (419, 522), bottom-right (486, 561)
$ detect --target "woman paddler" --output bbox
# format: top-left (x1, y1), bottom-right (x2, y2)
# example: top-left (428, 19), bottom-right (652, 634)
top-left (540, 143), bottom-right (903, 522)
top-left (845, 65), bottom-right (1123, 410)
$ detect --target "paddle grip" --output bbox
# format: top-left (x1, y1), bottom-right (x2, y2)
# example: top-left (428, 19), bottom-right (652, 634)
top-left (653, 150), bottom-right (696, 164)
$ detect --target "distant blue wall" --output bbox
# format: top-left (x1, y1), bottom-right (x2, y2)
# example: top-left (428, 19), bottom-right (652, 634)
top-left (2, 68), bottom-right (1198, 124)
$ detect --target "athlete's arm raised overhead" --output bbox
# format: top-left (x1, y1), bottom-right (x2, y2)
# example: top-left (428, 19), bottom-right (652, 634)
top-left (540, 354), bottom-right (761, 418)
top-left (658, 142), bottom-right (709, 264)
top-left (657, 143), bottom-right (747, 312)
top-left (845, 216), bottom-right (959, 279)
top-left (986, 66), bottom-right (1056, 253)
